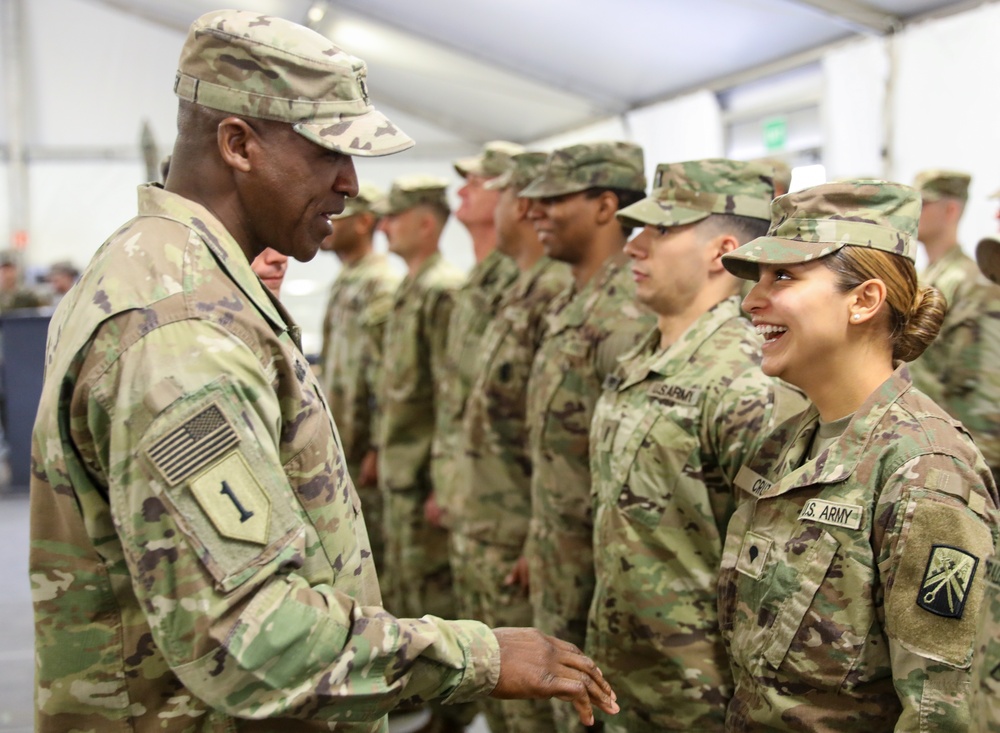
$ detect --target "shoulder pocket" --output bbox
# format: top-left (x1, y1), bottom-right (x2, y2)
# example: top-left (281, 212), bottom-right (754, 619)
top-left (138, 377), bottom-right (304, 592)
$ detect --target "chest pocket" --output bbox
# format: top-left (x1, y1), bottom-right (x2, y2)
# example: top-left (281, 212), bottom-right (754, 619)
top-left (599, 399), bottom-right (700, 529)
top-left (758, 528), bottom-right (842, 671)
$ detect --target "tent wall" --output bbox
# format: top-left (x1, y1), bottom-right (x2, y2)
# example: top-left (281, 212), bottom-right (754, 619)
top-left (2, 0), bottom-right (1000, 349)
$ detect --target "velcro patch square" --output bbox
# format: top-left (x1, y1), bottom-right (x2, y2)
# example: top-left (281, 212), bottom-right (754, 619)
top-left (737, 531), bottom-right (772, 579)
top-left (146, 402), bottom-right (239, 486)
top-left (917, 544), bottom-right (979, 619)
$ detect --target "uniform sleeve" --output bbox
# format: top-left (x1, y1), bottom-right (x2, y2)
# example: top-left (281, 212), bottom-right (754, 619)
top-left (921, 295), bottom-right (1000, 486)
top-left (89, 319), bottom-right (499, 722)
top-left (875, 454), bottom-right (999, 732)
top-left (425, 286), bottom-right (458, 395)
top-left (361, 283), bottom-right (395, 452)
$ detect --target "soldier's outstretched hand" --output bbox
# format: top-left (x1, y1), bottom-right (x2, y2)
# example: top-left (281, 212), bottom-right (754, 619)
top-left (490, 627), bottom-right (618, 725)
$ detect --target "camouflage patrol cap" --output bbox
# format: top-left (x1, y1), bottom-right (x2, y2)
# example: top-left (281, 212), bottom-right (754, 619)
top-left (519, 141), bottom-right (646, 199)
top-left (174, 10), bottom-right (413, 157)
top-left (485, 151), bottom-right (549, 192)
top-left (373, 175), bottom-right (450, 216)
top-left (617, 158), bottom-right (774, 229)
top-left (976, 236), bottom-right (1000, 284)
top-left (330, 182), bottom-right (385, 219)
top-left (761, 157), bottom-right (792, 194)
top-left (722, 180), bottom-right (920, 281)
top-left (913, 169), bottom-right (971, 201)
top-left (454, 140), bottom-right (526, 179)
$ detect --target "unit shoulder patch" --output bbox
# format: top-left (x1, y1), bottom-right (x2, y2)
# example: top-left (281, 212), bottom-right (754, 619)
top-left (189, 452), bottom-right (272, 545)
top-left (917, 544), bottom-right (979, 619)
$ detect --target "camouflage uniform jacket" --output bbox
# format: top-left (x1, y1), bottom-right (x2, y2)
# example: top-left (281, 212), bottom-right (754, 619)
top-left (970, 535), bottom-right (1000, 732)
top-left (526, 253), bottom-right (654, 645)
top-left (431, 249), bottom-right (518, 520)
top-left (29, 185), bottom-right (499, 733)
top-left (319, 251), bottom-right (400, 474)
top-left (378, 252), bottom-right (464, 493)
top-left (718, 364), bottom-right (999, 732)
top-left (587, 296), bottom-right (805, 731)
top-left (911, 246), bottom-right (1000, 486)
top-left (453, 256), bottom-right (572, 543)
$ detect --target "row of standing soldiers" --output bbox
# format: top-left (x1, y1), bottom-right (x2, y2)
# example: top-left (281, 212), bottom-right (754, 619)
top-left (315, 139), bottom-right (1000, 732)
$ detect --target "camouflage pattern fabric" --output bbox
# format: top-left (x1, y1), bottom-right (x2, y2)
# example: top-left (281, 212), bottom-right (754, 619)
top-left (431, 249), bottom-right (519, 526)
top-left (0, 286), bottom-right (44, 313)
top-left (29, 185), bottom-right (499, 732)
top-left (913, 169), bottom-right (971, 202)
top-left (617, 158), bottom-right (774, 229)
top-left (449, 257), bottom-right (571, 733)
top-left (970, 536), bottom-right (1000, 732)
top-left (377, 253), bottom-right (464, 619)
top-left (587, 297), bottom-right (806, 731)
top-left (910, 247), bottom-right (1000, 486)
top-left (722, 180), bottom-right (919, 281)
top-left (526, 253), bottom-right (654, 733)
top-left (174, 10), bottom-right (412, 157)
top-left (319, 251), bottom-right (400, 573)
top-left (520, 141), bottom-right (646, 199)
top-left (718, 365), bottom-right (1000, 731)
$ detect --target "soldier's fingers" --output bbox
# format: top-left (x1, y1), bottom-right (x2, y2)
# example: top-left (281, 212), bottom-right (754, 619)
top-left (551, 675), bottom-right (597, 726)
top-left (549, 640), bottom-right (615, 701)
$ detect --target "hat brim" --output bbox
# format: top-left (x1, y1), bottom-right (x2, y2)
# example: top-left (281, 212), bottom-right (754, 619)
top-left (484, 170), bottom-right (514, 191)
top-left (294, 107), bottom-right (413, 158)
top-left (616, 198), bottom-right (710, 229)
top-left (977, 236), bottom-right (1000, 284)
top-left (519, 176), bottom-right (591, 200)
top-left (453, 156), bottom-right (483, 178)
top-left (722, 236), bottom-right (844, 281)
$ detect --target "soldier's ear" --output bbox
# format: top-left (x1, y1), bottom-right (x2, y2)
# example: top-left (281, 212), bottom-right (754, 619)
top-left (217, 117), bottom-right (256, 174)
top-left (593, 191), bottom-right (619, 226)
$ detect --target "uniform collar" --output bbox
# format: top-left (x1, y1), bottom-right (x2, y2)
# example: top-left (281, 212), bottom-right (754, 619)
top-left (138, 184), bottom-right (296, 344)
top-left (752, 363), bottom-right (914, 497)
top-left (615, 296), bottom-right (745, 391)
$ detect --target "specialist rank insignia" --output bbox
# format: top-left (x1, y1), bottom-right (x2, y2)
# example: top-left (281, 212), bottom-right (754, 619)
top-left (917, 544), bottom-right (979, 619)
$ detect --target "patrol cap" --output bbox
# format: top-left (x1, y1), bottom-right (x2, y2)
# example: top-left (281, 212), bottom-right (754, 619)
top-left (913, 169), bottom-right (971, 202)
top-left (722, 180), bottom-right (920, 281)
top-left (330, 182), bottom-right (385, 219)
top-left (976, 236), bottom-right (1000, 284)
top-left (519, 141), bottom-right (646, 199)
top-left (485, 151), bottom-right (549, 192)
top-left (174, 10), bottom-right (413, 158)
top-left (454, 140), bottom-right (525, 179)
top-left (617, 158), bottom-right (774, 229)
top-left (373, 175), bottom-right (450, 216)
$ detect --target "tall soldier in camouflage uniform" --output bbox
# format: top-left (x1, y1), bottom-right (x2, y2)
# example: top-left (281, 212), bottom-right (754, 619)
top-left (318, 182), bottom-right (399, 575)
top-left (429, 141), bottom-right (521, 531)
top-left (718, 180), bottom-right (1000, 731)
top-left (909, 170), bottom-right (1000, 484)
top-left (375, 176), bottom-right (463, 620)
top-left (587, 159), bottom-right (807, 732)
top-left (28, 11), bottom-right (619, 732)
top-left (971, 237), bottom-right (1000, 733)
top-left (451, 151), bottom-right (572, 733)
top-left (520, 141), bottom-right (654, 733)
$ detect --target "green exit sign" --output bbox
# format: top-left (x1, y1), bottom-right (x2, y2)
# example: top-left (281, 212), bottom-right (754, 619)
top-left (763, 117), bottom-right (787, 151)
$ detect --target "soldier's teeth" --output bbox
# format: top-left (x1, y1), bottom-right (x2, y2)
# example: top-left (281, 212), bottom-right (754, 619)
top-left (755, 324), bottom-right (788, 336)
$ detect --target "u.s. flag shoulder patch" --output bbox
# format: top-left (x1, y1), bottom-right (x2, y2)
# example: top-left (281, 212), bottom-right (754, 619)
top-left (917, 544), bottom-right (979, 619)
top-left (146, 402), bottom-right (239, 486)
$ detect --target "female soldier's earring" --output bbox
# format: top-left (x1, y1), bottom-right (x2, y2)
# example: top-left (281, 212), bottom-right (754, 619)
top-left (852, 314), bottom-right (861, 322)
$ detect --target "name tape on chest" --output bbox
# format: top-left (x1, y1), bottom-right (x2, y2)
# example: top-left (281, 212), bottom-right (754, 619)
top-left (146, 402), bottom-right (239, 486)
top-left (917, 544), bottom-right (979, 619)
top-left (647, 383), bottom-right (702, 406)
top-left (735, 465), bottom-right (773, 497)
top-left (798, 499), bottom-right (864, 530)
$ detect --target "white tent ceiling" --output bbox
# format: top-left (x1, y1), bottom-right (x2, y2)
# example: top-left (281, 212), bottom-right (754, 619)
top-left (87, 0), bottom-right (971, 149)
